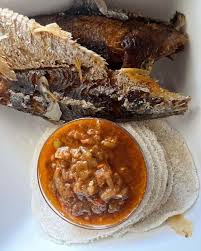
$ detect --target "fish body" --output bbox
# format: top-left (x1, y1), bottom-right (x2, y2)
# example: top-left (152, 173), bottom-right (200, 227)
top-left (0, 66), bottom-right (190, 122)
top-left (0, 9), bottom-right (190, 122)
top-left (34, 9), bottom-right (187, 70)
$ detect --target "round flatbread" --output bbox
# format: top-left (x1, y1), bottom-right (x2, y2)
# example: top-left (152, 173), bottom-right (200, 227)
top-left (31, 119), bottom-right (199, 244)
top-left (31, 124), bottom-right (157, 243)
top-left (127, 119), bottom-right (199, 233)
top-left (142, 121), bottom-right (174, 207)
top-left (121, 123), bottom-right (167, 223)
top-left (131, 123), bottom-right (168, 219)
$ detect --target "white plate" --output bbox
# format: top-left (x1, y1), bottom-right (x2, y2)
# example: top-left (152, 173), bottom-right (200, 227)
top-left (0, 1), bottom-right (200, 251)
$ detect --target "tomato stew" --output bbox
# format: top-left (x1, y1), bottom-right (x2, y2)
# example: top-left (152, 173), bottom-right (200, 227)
top-left (38, 119), bottom-right (147, 227)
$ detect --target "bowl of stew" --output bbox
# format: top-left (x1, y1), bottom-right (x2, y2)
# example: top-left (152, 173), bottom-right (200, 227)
top-left (37, 118), bottom-right (147, 229)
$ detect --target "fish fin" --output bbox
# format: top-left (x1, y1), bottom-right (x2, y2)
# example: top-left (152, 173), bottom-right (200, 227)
top-left (120, 68), bottom-right (150, 77)
top-left (74, 57), bottom-right (83, 83)
top-left (74, 0), bottom-right (128, 20)
top-left (93, 0), bottom-right (128, 20)
top-left (90, 0), bottom-right (108, 15)
top-left (141, 59), bottom-right (154, 73)
top-left (32, 23), bottom-right (71, 40)
top-left (170, 12), bottom-right (186, 31)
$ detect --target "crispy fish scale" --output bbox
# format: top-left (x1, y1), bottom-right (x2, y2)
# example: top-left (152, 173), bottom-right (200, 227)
top-left (0, 9), bottom-right (190, 122)
top-left (0, 67), bottom-right (190, 122)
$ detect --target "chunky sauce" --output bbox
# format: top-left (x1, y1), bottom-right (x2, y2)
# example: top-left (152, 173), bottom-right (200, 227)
top-left (38, 119), bottom-right (147, 227)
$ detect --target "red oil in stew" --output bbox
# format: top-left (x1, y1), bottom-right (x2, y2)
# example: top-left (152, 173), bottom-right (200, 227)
top-left (38, 119), bottom-right (147, 226)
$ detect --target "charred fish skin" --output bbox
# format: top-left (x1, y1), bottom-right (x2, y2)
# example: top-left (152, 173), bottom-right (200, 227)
top-left (0, 8), bottom-right (190, 122)
top-left (34, 10), bottom-right (187, 70)
top-left (0, 66), bottom-right (190, 122)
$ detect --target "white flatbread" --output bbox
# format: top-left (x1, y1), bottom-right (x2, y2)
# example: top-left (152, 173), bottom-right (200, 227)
top-left (121, 123), bottom-right (168, 222)
top-left (126, 120), bottom-right (199, 233)
top-left (142, 121), bottom-right (174, 207)
top-left (134, 123), bottom-right (168, 218)
top-left (31, 119), bottom-right (199, 244)
top-left (31, 125), bottom-right (157, 243)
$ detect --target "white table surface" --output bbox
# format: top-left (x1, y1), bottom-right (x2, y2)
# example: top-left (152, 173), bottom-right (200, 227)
top-left (0, 1), bottom-right (201, 251)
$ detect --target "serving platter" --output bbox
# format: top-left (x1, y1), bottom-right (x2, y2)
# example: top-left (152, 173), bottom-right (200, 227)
top-left (0, 0), bottom-right (200, 251)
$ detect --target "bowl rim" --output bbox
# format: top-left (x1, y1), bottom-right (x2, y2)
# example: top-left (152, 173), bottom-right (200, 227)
top-left (37, 117), bottom-right (148, 230)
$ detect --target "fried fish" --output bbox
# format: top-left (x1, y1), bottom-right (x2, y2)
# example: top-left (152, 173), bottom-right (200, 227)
top-left (34, 3), bottom-right (187, 70)
top-left (0, 9), bottom-right (190, 122)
